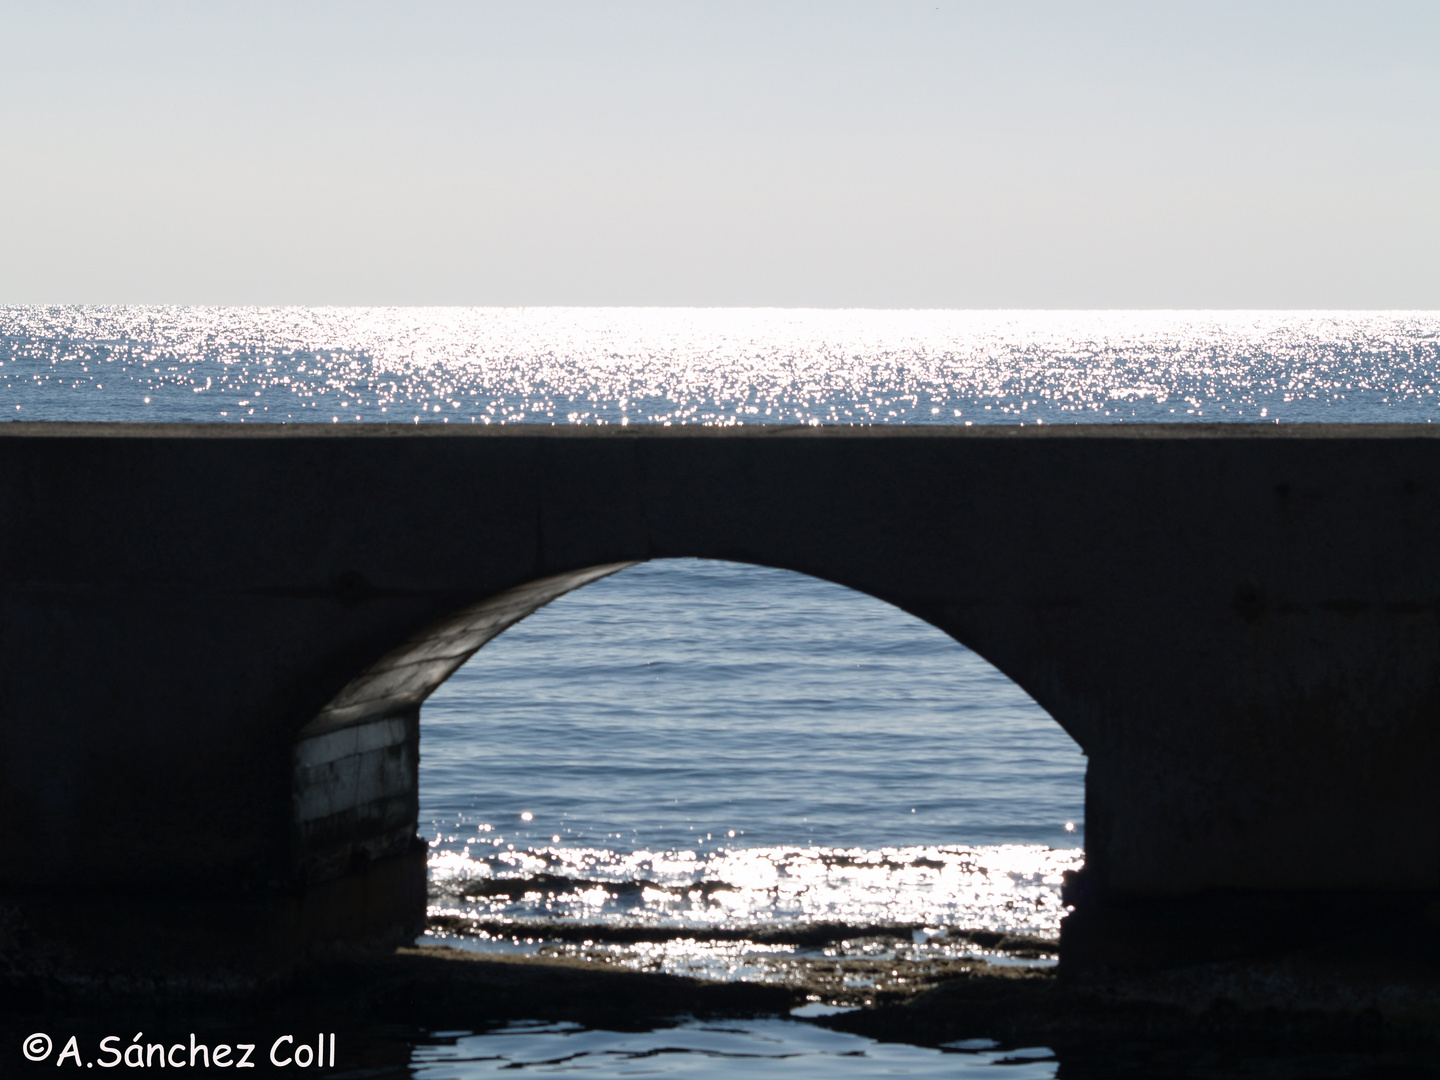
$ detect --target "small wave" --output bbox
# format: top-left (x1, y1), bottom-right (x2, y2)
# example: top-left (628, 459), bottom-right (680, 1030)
top-left (454, 872), bottom-right (736, 902)
top-left (428, 843), bottom-right (1082, 939)
top-left (427, 914), bottom-right (1057, 958)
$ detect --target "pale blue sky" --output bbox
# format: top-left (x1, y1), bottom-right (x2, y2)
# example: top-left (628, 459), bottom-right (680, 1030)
top-left (1, 1), bottom-right (1436, 307)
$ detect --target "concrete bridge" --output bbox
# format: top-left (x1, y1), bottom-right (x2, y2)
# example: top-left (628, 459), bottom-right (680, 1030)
top-left (1, 422), bottom-right (1437, 984)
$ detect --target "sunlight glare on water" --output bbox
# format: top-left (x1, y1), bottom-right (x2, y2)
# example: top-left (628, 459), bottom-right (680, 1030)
top-left (428, 843), bottom-right (1079, 936)
top-left (4, 307), bottom-right (1439, 424)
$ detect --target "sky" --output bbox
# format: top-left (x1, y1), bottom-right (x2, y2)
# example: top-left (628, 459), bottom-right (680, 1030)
top-left (1, 1), bottom-right (1437, 308)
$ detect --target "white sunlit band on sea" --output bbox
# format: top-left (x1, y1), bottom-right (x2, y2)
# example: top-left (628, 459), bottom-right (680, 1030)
top-left (3, 307), bottom-right (1439, 425)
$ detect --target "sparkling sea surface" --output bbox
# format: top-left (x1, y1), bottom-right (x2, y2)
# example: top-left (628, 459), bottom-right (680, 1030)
top-left (6, 307), bottom-right (1439, 1079)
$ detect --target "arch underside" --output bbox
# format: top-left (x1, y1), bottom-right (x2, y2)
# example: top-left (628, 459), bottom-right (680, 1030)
top-left (292, 563), bottom-right (636, 884)
top-left (290, 558), bottom-right (1059, 887)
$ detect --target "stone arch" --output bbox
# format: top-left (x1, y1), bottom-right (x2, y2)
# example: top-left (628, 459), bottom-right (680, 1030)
top-left (8, 425), bottom-right (1432, 979)
top-left (289, 557), bottom-right (1074, 899)
top-left (292, 564), bottom-right (636, 888)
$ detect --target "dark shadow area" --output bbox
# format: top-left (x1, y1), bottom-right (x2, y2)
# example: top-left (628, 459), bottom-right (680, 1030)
top-left (7, 947), bottom-right (1440, 1078)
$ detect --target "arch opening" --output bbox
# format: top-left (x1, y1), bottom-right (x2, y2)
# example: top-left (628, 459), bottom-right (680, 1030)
top-left (309, 558), bottom-right (1087, 976)
top-left (291, 559), bottom-right (1085, 979)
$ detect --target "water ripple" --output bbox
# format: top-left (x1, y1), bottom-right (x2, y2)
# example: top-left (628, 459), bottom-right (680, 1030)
top-left (3, 307), bottom-right (1438, 425)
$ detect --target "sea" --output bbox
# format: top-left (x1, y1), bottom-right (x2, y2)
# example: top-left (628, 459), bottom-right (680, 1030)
top-left (5, 308), bottom-right (1439, 1077)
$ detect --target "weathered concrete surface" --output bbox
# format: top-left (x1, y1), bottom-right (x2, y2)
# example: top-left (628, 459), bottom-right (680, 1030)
top-left (0, 422), bottom-right (1438, 981)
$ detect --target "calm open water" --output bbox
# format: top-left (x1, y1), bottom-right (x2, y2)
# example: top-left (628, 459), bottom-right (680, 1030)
top-left (6, 307), bottom-right (1439, 1078)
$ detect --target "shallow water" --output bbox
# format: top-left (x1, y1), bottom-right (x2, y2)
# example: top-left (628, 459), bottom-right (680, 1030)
top-left (410, 1019), bottom-right (1057, 1079)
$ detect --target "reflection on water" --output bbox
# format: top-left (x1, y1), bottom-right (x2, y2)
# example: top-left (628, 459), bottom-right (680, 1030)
top-left (4, 307), bottom-right (1440, 426)
top-left (429, 843), bottom-right (1077, 936)
top-left (409, 1019), bottom-right (1058, 1079)
top-left (425, 841), bottom-right (1069, 992)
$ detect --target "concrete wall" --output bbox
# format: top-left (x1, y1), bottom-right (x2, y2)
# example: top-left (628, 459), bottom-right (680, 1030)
top-left (1, 422), bottom-right (1437, 980)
